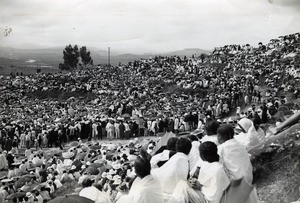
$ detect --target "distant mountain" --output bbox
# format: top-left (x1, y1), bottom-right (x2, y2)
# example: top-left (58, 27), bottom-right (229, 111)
top-left (0, 46), bottom-right (210, 67)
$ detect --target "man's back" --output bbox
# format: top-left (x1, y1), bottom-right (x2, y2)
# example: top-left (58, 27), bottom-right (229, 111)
top-left (218, 138), bottom-right (253, 184)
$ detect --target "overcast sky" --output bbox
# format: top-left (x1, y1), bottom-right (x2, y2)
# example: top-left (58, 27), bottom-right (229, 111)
top-left (0, 0), bottom-right (299, 54)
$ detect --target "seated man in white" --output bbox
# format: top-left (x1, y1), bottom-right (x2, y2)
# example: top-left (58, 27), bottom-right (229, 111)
top-left (150, 137), bottom-right (178, 169)
top-left (117, 156), bottom-right (164, 203)
top-left (217, 124), bottom-right (253, 184)
top-left (190, 120), bottom-right (221, 176)
top-left (200, 119), bottom-right (220, 145)
top-left (168, 141), bottom-right (230, 203)
top-left (152, 137), bottom-right (192, 200)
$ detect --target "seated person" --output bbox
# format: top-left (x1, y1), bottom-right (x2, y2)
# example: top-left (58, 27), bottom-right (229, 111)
top-left (152, 138), bottom-right (192, 197)
top-left (234, 118), bottom-right (260, 150)
top-left (217, 125), bottom-right (253, 184)
top-left (201, 120), bottom-right (220, 145)
top-left (150, 137), bottom-right (178, 168)
top-left (169, 141), bottom-right (230, 203)
top-left (117, 156), bottom-right (164, 203)
top-left (79, 178), bottom-right (111, 203)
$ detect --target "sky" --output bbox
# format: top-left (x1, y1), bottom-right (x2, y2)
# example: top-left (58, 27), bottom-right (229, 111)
top-left (0, 0), bottom-right (300, 54)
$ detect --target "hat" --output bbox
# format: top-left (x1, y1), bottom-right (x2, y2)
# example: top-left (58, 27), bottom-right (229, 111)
top-left (71, 165), bottom-right (76, 170)
top-left (26, 192), bottom-right (33, 198)
top-left (101, 172), bottom-right (108, 178)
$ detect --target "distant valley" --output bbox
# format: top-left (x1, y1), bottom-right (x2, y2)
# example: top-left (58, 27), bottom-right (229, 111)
top-left (0, 46), bottom-right (210, 68)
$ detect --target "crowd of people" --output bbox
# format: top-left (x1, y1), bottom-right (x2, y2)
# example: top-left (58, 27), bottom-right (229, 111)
top-left (0, 32), bottom-right (299, 202)
top-left (0, 117), bottom-right (264, 203)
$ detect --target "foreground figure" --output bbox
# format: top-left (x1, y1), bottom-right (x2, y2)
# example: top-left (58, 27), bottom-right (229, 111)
top-left (117, 156), bottom-right (164, 203)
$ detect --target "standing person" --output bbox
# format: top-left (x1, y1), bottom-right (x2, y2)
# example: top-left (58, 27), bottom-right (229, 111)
top-left (124, 121), bottom-right (130, 139)
top-left (261, 103), bottom-right (268, 123)
top-left (4, 137), bottom-right (12, 152)
top-left (119, 121), bottom-right (125, 139)
top-left (97, 122), bottom-right (102, 140)
top-left (25, 130), bottom-right (31, 148)
top-left (37, 133), bottom-right (43, 149)
top-left (106, 120), bottom-right (115, 140)
top-left (115, 121), bottom-right (120, 139)
top-left (92, 121), bottom-right (98, 140)
top-left (174, 115), bottom-right (180, 134)
top-left (20, 132), bottom-right (26, 148)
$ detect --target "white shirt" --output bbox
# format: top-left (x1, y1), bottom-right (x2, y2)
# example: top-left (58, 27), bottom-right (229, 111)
top-left (218, 139), bottom-right (253, 184)
top-left (201, 135), bottom-right (219, 145)
top-left (199, 161), bottom-right (230, 203)
top-left (117, 175), bottom-right (164, 203)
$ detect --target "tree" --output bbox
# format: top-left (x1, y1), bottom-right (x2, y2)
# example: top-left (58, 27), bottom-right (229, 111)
top-left (80, 46), bottom-right (93, 68)
top-left (61, 44), bottom-right (80, 70)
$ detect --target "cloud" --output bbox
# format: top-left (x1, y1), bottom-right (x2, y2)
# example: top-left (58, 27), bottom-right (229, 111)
top-left (0, 0), bottom-right (299, 53)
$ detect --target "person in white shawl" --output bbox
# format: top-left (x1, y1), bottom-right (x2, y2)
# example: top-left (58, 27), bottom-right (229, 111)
top-left (117, 156), bottom-right (164, 203)
top-left (234, 118), bottom-right (260, 150)
top-left (217, 125), bottom-right (253, 185)
top-left (150, 137), bottom-right (178, 169)
top-left (151, 137), bottom-right (192, 200)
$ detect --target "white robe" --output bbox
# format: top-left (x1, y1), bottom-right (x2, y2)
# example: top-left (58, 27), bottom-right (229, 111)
top-left (198, 161), bottom-right (230, 203)
top-left (152, 152), bottom-right (189, 196)
top-left (218, 139), bottom-right (253, 185)
top-left (117, 175), bottom-right (164, 203)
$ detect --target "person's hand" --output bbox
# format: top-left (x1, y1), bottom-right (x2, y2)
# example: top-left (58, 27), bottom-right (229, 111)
top-left (188, 178), bottom-right (202, 190)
